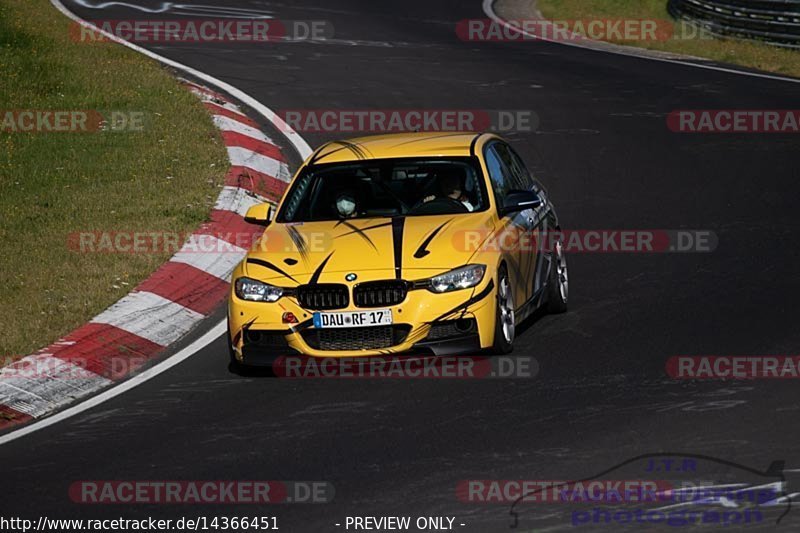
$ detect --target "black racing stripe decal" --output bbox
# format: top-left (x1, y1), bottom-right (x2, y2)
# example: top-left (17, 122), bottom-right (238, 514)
top-left (391, 217), bottom-right (405, 280)
top-left (413, 218), bottom-right (453, 259)
top-left (246, 258), bottom-right (299, 284)
top-left (336, 140), bottom-right (371, 160)
top-left (284, 258), bottom-right (298, 266)
top-left (308, 143), bottom-right (332, 166)
top-left (309, 252), bottom-right (334, 285)
top-left (393, 133), bottom-right (474, 149)
top-left (309, 141), bottom-right (361, 166)
top-left (339, 220), bottom-right (378, 252)
top-left (311, 145), bottom-right (349, 165)
top-left (404, 327), bottom-right (430, 346)
top-left (285, 226), bottom-right (308, 262)
top-left (338, 221), bottom-right (393, 236)
top-left (291, 318), bottom-right (315, 332)
top-left (234, 317), bottom-right (259, 345)
top-left (315, 140), bottom-right (370, 164)
top-left (428, 279), bottom-right (495, 323)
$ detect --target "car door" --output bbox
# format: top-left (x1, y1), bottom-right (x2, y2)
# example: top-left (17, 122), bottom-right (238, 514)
top-left (505, 144), bottom-right (550, 304)
top-left (491, 142), bottom-right (543, 307)
top-left (483, 141), bottom-right (531, 311)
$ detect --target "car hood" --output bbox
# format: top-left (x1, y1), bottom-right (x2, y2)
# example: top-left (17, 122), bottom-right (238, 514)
top-left (244, 213), bottom-right (497, 285)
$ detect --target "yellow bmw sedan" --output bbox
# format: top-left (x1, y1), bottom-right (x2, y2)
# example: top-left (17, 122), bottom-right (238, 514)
top-left (228, 132), bottom-right (568, 368)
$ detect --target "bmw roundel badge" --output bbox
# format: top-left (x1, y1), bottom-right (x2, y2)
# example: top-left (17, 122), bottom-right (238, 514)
top-left (345, 273), bottom-right (358, 282)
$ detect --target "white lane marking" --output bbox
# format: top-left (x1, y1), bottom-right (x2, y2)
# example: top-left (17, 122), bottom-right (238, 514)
top-left (91, 291), bottom-right (204, 346)
top-left (70, 0), bottom-right (273, 19)
top-left (0, 355), bottom-right (112, 418)
top-left (214, 185), bottom-right (266, 217)
top-left (0, 321), bottom-right (226, 446)
top-left (483, 0), bottom-right (800, 85)
top-left (51, 0), bottom-right (312, 159)
top-left (171, 235), bottom-right (246, 280)
top-left (213, 115), bottom-right (273, 143)
top-left (227, 146), bottom-right (291, 182)
top-left (188, 87), bottom-right (246, 116)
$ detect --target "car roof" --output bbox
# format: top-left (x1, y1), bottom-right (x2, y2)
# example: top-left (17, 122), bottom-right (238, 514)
top-left (308, 132), bottom-right (485, 165)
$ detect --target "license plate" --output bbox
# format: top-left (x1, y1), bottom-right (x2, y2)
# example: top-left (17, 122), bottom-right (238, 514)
top-left (313, 309), bottom-right (393, 329)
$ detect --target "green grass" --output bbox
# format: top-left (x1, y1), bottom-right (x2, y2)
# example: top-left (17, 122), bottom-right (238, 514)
top-left (535, 0), bottom-right (800, 78)
top-left (0, 0), bottom-right (228, 361)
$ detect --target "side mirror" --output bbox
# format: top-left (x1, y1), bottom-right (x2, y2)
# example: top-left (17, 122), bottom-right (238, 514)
top-left (244, 204), bottom-right (272, 226)
top-left (500, 190), bottom-right (542, 217)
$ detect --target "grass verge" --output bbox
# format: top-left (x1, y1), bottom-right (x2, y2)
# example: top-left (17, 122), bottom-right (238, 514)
top-left (533, 0), bottom-right (800, 78)
top-left (0, 0), bottom-right (228, 361)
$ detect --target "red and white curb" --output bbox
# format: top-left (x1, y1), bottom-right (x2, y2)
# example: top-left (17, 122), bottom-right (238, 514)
top-left (0, 81), bottom-right (291, 432)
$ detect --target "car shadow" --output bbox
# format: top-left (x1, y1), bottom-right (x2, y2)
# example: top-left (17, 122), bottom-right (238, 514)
top-left (514, 305), bottom-right (551, 340)
top-left (227, 361), bottom-right (277, 378)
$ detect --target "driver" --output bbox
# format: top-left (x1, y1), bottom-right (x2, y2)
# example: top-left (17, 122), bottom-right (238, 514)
top-left (423, 171), bottom-right (474, 212)
top-left (334, 190), bottom-right (358, 219)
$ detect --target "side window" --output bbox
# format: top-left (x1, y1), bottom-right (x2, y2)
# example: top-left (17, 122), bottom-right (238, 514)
top-left (509, 147), bottom-right (541, 192)
top-left (484, 144), bottom-right (512, 200)
top-left (493, 143), bottom-right (534, 191)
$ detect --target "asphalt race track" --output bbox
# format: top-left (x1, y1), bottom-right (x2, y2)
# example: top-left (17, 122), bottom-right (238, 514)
top-left (2, 1), bottom-right (800, 531)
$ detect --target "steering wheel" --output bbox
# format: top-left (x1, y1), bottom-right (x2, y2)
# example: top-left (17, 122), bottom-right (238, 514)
top-left (409, 196), bottom-right (469, 215)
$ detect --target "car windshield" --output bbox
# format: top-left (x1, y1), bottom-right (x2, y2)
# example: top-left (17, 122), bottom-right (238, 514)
top-left (277, 158), bottom-right (488, 222)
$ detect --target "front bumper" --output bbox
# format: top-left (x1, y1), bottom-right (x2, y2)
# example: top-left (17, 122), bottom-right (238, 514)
top-left (237, 331), bottom-right (482, 368)
top-left (228, 276), bottom-right (496, 364)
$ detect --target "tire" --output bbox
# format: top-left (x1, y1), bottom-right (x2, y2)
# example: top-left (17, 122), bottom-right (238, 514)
top-left (546, 239), bottom-right (568, 314)
top-left (492, 265), bottom-right (515, 354)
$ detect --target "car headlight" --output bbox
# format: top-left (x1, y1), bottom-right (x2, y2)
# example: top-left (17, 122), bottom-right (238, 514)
top-left (429, 264), bottom-right (486, 293)
top-left (234, 277), bottom-right (283, 302)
